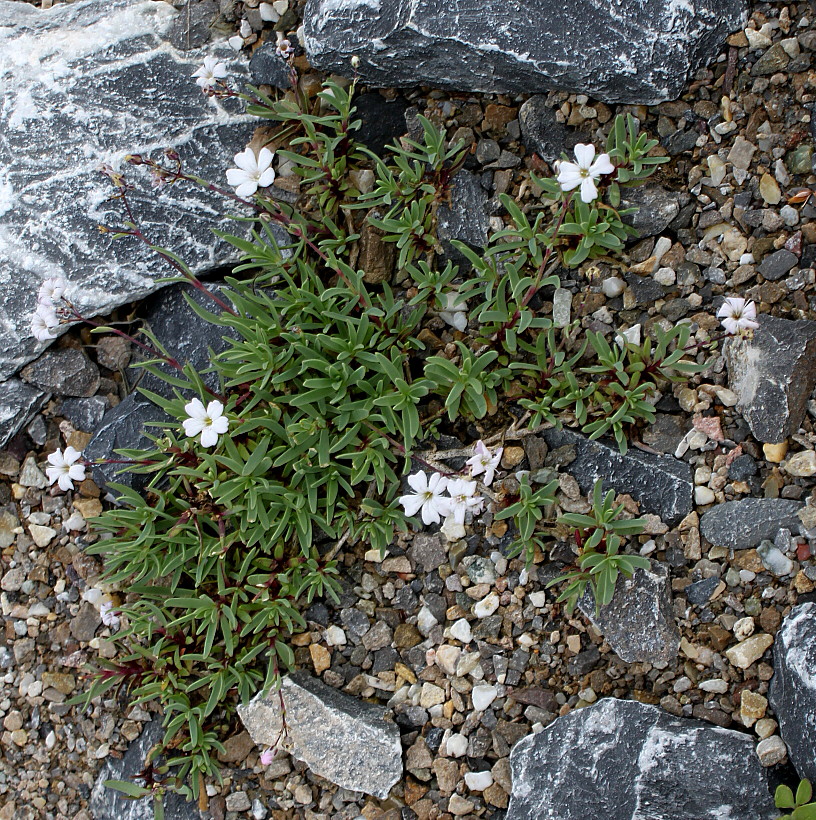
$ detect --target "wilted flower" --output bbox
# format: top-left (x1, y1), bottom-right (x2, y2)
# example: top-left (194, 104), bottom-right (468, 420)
top-left (193, 56), bottom-right (227, 90)
top-left (260, 748), bottom-right (276, 765)
top-left (275, 30), bottom-right (294, 58)
top-left (438, 291), bottom-right (468, 332)
top-left (466, 440), bottom-right (502, 486)
top-left (556, 144), bottom-right (615, 203)
top-left (226, 147), bottom-right (276, 198)
top-left (100, 600), bottom-right (121, 631)
top-left (717, 297), bottom-right (759, 336)
top-left (399, 471), bottom-right (451, 525)
top-left (37, 276), bottom-right (67, 306)
top-left (183, 398), bottom-right (229, 447)
top-left (45, 446), bottom-right (86, 491)
top-left (31, 304), bottom-right (59, 342)
top-left (445, 478), bottom-right (484, 525)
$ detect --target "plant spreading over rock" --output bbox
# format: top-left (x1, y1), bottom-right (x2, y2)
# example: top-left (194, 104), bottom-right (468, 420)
top-left (48, 59), bottom-right (757, 806)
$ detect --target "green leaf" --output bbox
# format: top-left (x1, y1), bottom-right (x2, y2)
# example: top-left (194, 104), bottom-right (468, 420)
top-left (798, 781), bottom-right (814, 807)
top-left (777, 786), bottom-right (796, 810)
top-left (104, 780), bottom-right (150, 798)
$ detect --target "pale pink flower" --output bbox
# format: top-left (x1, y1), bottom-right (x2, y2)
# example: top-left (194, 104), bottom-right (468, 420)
top-left (466, 440), bottom-right (502, 486)
top-left (46, 446), bottom-right (86, 491)
top-left (226, 147), bottom-right (276, 198)
top-left (399, 471), bottom-right (451, 525)
top-left (717, 297), bottom-right (759, 336)
top-left (556, 144), bottom-right (615, 203)
top-left (275, 31), bottom-right (294, 58)
top-left (183, 398), bottom-right (229, 448)
top-left (260, 748), bottom-right (275, 765)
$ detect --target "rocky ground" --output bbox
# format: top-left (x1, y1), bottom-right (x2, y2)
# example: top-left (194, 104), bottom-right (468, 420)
top-left (2, 0), bottom-right (816, 818)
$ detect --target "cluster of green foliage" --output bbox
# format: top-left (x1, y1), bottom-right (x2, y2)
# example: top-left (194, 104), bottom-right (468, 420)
top-left (777, 779), bottom-right (816, 820)
top-left (76, 75), bottom-right (706, 803)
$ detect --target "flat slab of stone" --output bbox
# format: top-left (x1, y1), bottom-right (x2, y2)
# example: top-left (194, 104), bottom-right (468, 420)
top-left (700, 498), bottom-right (804, 550)
top-left (0, 0), bottom-right (252, 381)
top-left (238, 670), bottom-right (402, 799)
top-left (578, 562), bottom-right (680, 664)
top-left (303, 0), bottom-right (746, 105)
top-left (725, 316), bottom-right (816, 443)
top-left (507, 698), bottom-right (777, 820)
top-left (0, 378), bottom-right (48, 448)
top-left (769, 603), bottom-right (816, 782)
top-left (540, 428), bottom-right (692, 526)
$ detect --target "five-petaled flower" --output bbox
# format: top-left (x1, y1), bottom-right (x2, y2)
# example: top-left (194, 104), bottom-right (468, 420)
top-left (445, 478), bottom-right (485, 525)
top-left (193, 56), bottom-right (227, 90)
top-left (556, 144), bottom-right (615, 203)
top-left (183, 398), bottom-right (230, 447)
top-left (31, 304), bottom-right (59, 342)
top-left (226, 147), bottom-right (276, 198)
top-left (717, 296), bottom-right (759, 336)
top-left (399, 471), bottom-right (451, 525)
top-left (466, 440), bottom-right (502, 486)
top-left (46, 446), bottom-right (86, 491)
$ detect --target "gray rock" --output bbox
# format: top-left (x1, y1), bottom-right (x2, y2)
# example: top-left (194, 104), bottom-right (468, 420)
top-left (685, 575), bottom-right (721, 605)
top-left (578, 562), bottom-right (679, 664)
top-left (518, 97), bottom-right (585, 165)
top-left (769, 603), bottom-right (816, 782)
top-left (507, 699), bottom-right (777, 820)
top-left (725, 316), bottom-right (816, 442)
top-left (303, 0), bottom-right (746, 105)
top-left (249, 39), bottom-right (295, 90)
top-left (700, 498), bottom-right (804, 550)
top-left (540, 428), bottom-right (692, 526)
top-left (409, 533), bottom-right (447, 573)
top-left (758, 249), bottom-right (798, 281)
top-left (0, 0), bottom-right (252, 381)
top-left (621, 186), bottom-right (683, 236)
top-left (21, 349), bottom-right (100, 397)
top-left (238, 670), bottom-right (402, 799)
top-left (437, 170), bottom-right (489, 262)
top-left (90, 715), bottom-right (198, 819)
top-left (0, 378), bottom-right (49, 448)
top-left (60, 396), bottom-right (109, 432)
top-left (168, 0), bottom-right (219, 50)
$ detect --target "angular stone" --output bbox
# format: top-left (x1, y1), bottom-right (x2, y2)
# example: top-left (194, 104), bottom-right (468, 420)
top-left (769, 603), bottom-right (816, 782)
top-left (621, 186), bottom-right (683, 237)
top-left (437, 170), bottom-right (489, 263)
top-left (0, 0), bottom-right (252, 381)
top-left (409, 532), bottom-right (447, 573)
top-left (59, 397), bottom-right (109, 433)
top-left (90, 715), bottom-right (199, 819)
top-left (540, 428), bottom-right (692, 526)
top-left (303, 0), bottom-right (747, 105)
top-left (518, 97), bottom-right (585, 164)
top-left (578, 562), bottom-right (680, 664)
top-left (238, 670), bottom-right (402, 799)
top-left (725, 633), bottom-right (774, 669)
top-left (507, 699), bottom-right (777, 820)
top-left (250, 40), bottom-right (296, 90)
top-left (725, 316), bottom-right (816, 443)
top-left (0, 377), bottom-right (48, 448)
top-left (758, 249), bottom-right (798, 281)
top-left (21, 349), bottom-right (100, 397)
top-left (700, 498), bottom-right (804, 550)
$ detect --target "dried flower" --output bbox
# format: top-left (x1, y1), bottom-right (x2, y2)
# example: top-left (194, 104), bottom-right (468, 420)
top-left (37, 276), bottom-right (67, 306)
top-left (183, 398), bottom-right (230, 448)
top-left (556, 144), bottom-right (614, 203)
top-left (226, 147), bottom-right (276, 198)
top-left (45, 446), bottom-right (86, 491)
top-left (275, 30), bottom-right (294, 58)
top-left (31, 304), bottom-right (59, 342)
top-left (717, 297), bottom-right (759, 336)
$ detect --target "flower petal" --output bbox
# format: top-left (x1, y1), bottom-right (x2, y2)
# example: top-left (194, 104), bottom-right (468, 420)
top-left (407, 471), bottom-right (428, 493)
top-left (257, 168), bottom-right (276, 188)
top-left (58, 472), bottom-right (74, 491)
top-left (183, 417), bottom-right (205, 437)
top-left (235, 180), bottom-right (259, 198)
top-left (579, 176), bottom-right (599, 203)
top-left (573, 143), bottom-right (596, 169)
top-left (185, 398), bottom-right (206, 420)
top-left (556, 163), bottom-right (582, 191)
top-left (589, 152), bottom-right (615, 176)
top-left (400, 494), bottom-right (424, 517)
top-left (200, 428), bottom-right (219, 448)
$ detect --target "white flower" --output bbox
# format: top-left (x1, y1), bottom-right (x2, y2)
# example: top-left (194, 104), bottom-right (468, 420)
top-left (466, 440), bottom-right (502, 486)
top-left (226, 147), bottom-right (276, 198)
top-left (45, 446), bottom-right (86, 491)
top-left (438, 291), bottom-right (468, 332)
top-left (193, 56), bottom-right (228, 90)
top-left (717, 297), bottom-right (759, 336)
top-left (275, 30), bottom-right (294, 58)
top-left (399, 471), bottom-right (451, 525)
top-left (100, 600), bottom-right (121, 631)
top-left (183, 398), bottom-right (229, 447)
top-left (556, 144), bottom-right (615, 204)
top-left (31, 304), bottom-right (59, 342)
top-left (445, 478), bottom-right (484, 525)
top-left (37, 275), bottom-right (67, 306)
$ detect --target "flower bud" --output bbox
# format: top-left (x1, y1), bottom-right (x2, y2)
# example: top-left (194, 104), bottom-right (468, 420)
top-left (351, 55), bottom-right (360, 68)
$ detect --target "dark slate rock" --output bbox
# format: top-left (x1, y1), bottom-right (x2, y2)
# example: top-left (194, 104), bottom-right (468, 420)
top-left (518, 97), bottom-right (585, 165)
top-left (566, 646), bottom-right (600, 676)
top-left (0, 0), bottom-right (252, 381)
top-left (621, 186), bottom-right (683, 236)
top-left (725, 316), bottom-right (816, 443)
top-left (59, 396), bottom-right (109, 432)
top-left (354, 92), bottom-right (411, 157)
top-left (303, 0), bottom-right (746, 105)
top-left (20, 349), bottom-right (100, 397)
top-left (168, 0), bottom-right (219, 50)
top-left (0, 378), bottom-right (48, 448)
top-left (540, 428), bottom-right (692, 526)
top-left (578, 562), bottom-right (679, 664)
top-left (409, 533), bottom-right (447, 573)
top-left (662, 127), bottom-right (700, 156)
top-left (249, 39), bottom-right (295, 89)
top-left (728, 453), bottom-right (758, 481)
top-left (90, 715), bottom-right (197, 819)
top-left (685, 575), bottom-right (721, 606)
top-left (642, 414), bottom-right (690, 455)
top-left (758, 249), bottom-right (798, 281)
top-left (437, 170), bottom-right (489, 263)
top-left (507, 699), bottom-right (777, 820)
top-left (624, 272), bottom-right (668, 306)
top-left (700, 498), bottom-right (805, 550)
top-left (769, 603), bottom-right (816, 782)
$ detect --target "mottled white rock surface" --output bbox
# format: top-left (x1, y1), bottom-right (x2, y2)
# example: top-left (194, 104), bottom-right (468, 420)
top-left (0, 0), bottom-right (252, 381)
top-left (238, 671), bottom-right (402, 799)
top-left (769, 603), bottom-right (816, 782)
top-left (507, 699), bottom-right (777, 819)
top-left (304, 0), bottom-right (746, 104)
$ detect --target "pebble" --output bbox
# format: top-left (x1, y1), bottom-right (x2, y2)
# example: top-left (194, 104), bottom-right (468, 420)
top-left (784, 450), bottom-right (816, 477)
top-left (759, 172), bottom-right (781, 204)
top-left (446, 733), bottom-right (468, 757)
top-left (472, 684), bottom-right (498, 711)
top-left (448, 795), bottom-right (475, 816)
top-left (755, 718), bottom-right (778, 740)
top-left (694, 486), bottom-right (716, 506)
top-left (448, 618), bottom-right (472, 643)
top-left (225, 792), bottom-right (252, 812)
top-left (419, 683), bottom-right (446, 708)
top-left (435, 645), bottom-right (461, 676)
top-left (553, 288), bottom-right (572, 327)
top-left (725, 633), bottom-right (774, 669)
top-left (473, 592), bottom-right (500, 618)
top-left (324, 625), bottom-right (346, 646)
top-left (528, 591), bottom-right (547, 608)
top-left (756, 735), bottom-right (788, 767)
top-left (699, 678), bottom-right (729, 694)
top-left (763, 441), bottom-right (788, 463)
top-left (733, 617), bottom-right (755, 641)
top-left (464, 771), bottom-right (494, 791)
top-left (757, 541), bottom-right (794, 576)
top-left (740, 691), bottom-right (768, 727)
top-left (602, 277), bottom-right (625, 297)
